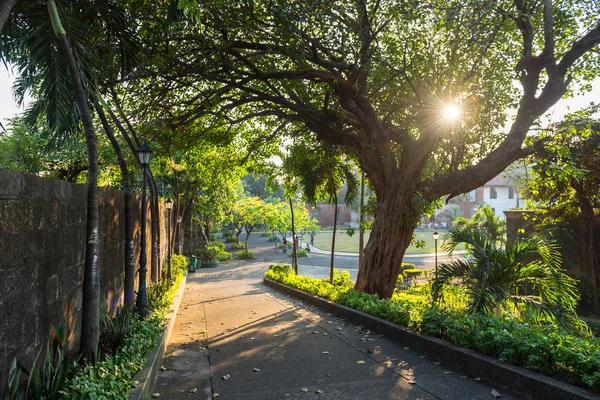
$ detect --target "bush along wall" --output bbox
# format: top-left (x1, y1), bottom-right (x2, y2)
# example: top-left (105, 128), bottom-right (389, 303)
top-left (264, 266), bottom-right (600, 393)
top-left (5, 257), bottom-right (187, 399)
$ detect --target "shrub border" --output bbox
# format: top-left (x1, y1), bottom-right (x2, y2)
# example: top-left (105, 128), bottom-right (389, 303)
top-left (263, 278), bottom-right (597, 400)
top-left (128, 274), bottom-right (187, 400)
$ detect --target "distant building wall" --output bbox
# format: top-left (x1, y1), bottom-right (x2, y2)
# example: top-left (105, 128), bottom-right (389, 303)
top-left (316, 204), bottom-right (352, 227)
top-left (0, 169), bottom-right (167, 393)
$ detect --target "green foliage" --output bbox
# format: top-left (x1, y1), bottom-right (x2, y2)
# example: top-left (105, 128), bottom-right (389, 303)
top-left (201, 244), bottom-right (221, 262)
top-left (434, 226), bottom-right (586, 335)
top-left (61, 313), bottom-right (164, 399)
top-left (402, 269), bottom-right (424, 279)
top-left (451, 206), bottom-right (506, 244)
top-left (99, 309), bottom-right (133, 357)
top-left (60, 269), bottom-right (185, 398)
top-left (171, 254), bottom-right (188, 272)
top-left (224, 235), bottom-right (238, 243)
top-left (216, 251), bottom-right (232, 262)
top-left (5, 340), bottom-right (69, 400)
top-left (265, 269), bottom-right (600, 391)
top-left (236, 250), bottom-right (255, 259)
top-left (208, 240), bottom-right (225, 251)
top-left (229, 242), bottom-right (245, 250)
top-left (296, 249), bottom-right (309, 257)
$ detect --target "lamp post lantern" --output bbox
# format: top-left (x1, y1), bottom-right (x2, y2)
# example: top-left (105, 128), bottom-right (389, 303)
top-left (433, 231), bottom-right (439, 278)
top-left (165, 199), bottom-right (173, 280)
top-left (136, 142), bottom-right (152, 317)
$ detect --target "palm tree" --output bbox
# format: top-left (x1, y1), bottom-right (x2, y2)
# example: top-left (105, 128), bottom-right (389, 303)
top-left (1, 0), bottom-right (137, 358)
top-left (432, 226), bottom-right (586, 334)
top-left (471, 206), bottom-right (506, 245)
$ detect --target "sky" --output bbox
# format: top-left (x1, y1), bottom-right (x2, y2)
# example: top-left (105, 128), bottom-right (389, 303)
top-left (0, 65), bottom-right (598, 130)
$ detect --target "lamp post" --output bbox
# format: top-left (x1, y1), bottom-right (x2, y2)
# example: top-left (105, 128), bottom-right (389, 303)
top-left (165, 198), bottom-right (173, 280)
top-left (433, 231), bottom-right (439, 278)
top-left (136, 142), bottom-right (152, 317)
top-left (177, 215), bottom-right (183, 254)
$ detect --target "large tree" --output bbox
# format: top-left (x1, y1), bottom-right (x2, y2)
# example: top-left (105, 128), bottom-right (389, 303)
top-left (522, 114), bottom-right (600, 313)
top-left (141, 0), bottom-right (600, 298)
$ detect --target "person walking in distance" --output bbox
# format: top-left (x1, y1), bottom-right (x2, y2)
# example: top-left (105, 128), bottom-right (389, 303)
top-left (310, 232), bottom-right (315, 246)
top-left (282, 236), bottom-right (288, 253)
top-left (274, 234), bottom-right (280, 253)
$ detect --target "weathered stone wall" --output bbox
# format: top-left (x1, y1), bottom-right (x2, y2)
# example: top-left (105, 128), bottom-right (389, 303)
top-left (0, 169), bottom-right (167, 393)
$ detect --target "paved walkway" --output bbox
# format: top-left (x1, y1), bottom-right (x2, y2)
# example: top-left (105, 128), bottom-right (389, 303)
top-left (153, 237), bottom-right (520, 400)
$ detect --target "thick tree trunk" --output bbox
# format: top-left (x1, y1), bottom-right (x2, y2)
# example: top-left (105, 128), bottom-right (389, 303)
top-left (95, 102), bottom-right (135, 311)
top-left (48, 0), bottom-right (100, 359)
top-left (578, 191), bottom-right (599, 314)
top-left (329, 202), bottom-right (338, 284)
top-left (290, 198), bottom-right (297, 273)
top-left (354, 190), bottom-right (418, 298)
top-left (358, 171), bottom-right (365, 269)
top-left (148, 171), bottom-right (160, 282)
top-left (0, 0), bottom-right (17, 34)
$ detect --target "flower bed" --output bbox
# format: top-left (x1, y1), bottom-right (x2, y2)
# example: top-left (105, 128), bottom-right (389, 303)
top-left (265, 265), bottom-right (600, 392)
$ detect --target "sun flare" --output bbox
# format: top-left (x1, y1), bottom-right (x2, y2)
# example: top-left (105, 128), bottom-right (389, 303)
top-left (444, 104), bottom-right (460, 120)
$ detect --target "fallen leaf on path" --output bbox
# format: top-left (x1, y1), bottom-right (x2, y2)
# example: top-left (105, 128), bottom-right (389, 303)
top-left (491, 389), bottom-right (501, 398)
top-left (443, 371), bottom-right (453, 375)
top-left (253, 368), bottom-right (260, 372)
top-left (356, 360), bottom-right (365, 365)
top-left (312, 331), bottom-right (318, 334)
top-left (151, 393), bottom-right (160, 398)
top-left (420, 355), bottom-right (426, 359)
top-left (188, 388), bottom-right (197, 393)
top-left (213, 393), bottom-right (220, 398)
top-left (322, 351), bottom-right (329, 354)
top-left (403, 347), bottom-right (410, 350)
top-left (160, 366), bottom-right (166, 371)
top-left (316, 389), bottom-right (324, 394)
top-left (433, 361), bottom-right (441, 365)
top-left (474, 377), bottom-right (481, 382)
top-left (407, 380), bottom-right (416, 385)
top-left (301, 388), bottom-right (309, 392)
top-left (222, 374), bottom-right (231, 380)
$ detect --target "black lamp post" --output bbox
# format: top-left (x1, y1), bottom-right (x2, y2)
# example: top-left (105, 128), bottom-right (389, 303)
top-left (136, 142), bottom-right (152, 317)
top-left (165, 198), bottom-right (173, 280)
top-left (177, 215), bottom-right (183, 254)
top-left (433, 231), bottom-right (439, 278)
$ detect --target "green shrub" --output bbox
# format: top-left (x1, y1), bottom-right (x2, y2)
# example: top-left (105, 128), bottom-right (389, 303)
top-left (237, 250), bottom-right (255, 259)
top-left (5, 340), bottom-right (68, 400)
top-left (296, 249), bottom-right (309, 257)
top-left (209, 240), bottom-right (225, 250)
top-left (261, 232), bottom-right (271, 237)
top-left (583, 318), bottom-right (600, 337)
top-left (225, 235), bottom-right (238, 243)
top-left (216, 251), bottom-right (232, 261)
top-left (229, 242), bottom-right (245, 250)
top-left (201, 244), bottom-right (221, 261)
top-left (265, 269), bottom-right (600, 392)
top-left (171, 254), bottom-right (188, 272)
top-left (268, 264), bottom-right (293, 274)
top-left (99, 309), bottom-right (133, 357)
top-left (209, 233), bottom-right (216, 241)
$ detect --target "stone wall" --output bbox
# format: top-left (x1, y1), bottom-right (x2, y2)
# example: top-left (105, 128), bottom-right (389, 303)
top-left (0, 169), bottom-right (167, 392)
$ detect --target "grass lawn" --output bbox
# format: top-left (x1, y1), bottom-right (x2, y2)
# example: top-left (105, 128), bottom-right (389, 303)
top-left (309, 230), bottom-right (451, 254)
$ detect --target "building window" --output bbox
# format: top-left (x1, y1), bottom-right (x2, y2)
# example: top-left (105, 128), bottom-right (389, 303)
top-left (490, 187), bottom-right (497, 199)
top-left (508, 187), bottom-right (514, 199)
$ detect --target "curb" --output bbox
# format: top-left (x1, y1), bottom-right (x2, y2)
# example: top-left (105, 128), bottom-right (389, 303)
top-left (263, 278), bottom-right (598, 400)
top-left (128, 274), bottom-right (187, 400)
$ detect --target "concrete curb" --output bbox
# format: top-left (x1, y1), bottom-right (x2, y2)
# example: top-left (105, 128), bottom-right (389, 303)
top-left (263, 278), bottom-right (598, 400)
top-left (128, 274), bottom-right (187, 400)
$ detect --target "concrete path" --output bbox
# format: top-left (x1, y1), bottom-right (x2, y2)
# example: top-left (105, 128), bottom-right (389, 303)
top-left (153, 236), bottom-right (520, 400)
